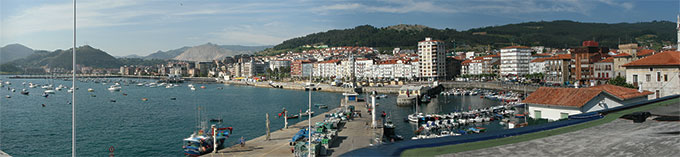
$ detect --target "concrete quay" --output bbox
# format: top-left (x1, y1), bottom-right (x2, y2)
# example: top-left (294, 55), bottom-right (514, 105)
top-left (215, 100), bottom-right (381, 156)
top-left (221, 80), bottom-right (400, 94)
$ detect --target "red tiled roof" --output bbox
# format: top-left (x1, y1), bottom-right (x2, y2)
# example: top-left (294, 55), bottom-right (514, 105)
top-left (378, 59), bottom-right (398, 65)
top-left (545, 54), bottom-right (571, 60)
top-left (637, 49), bottom-right (655, 56)
top-left (501, 46), bottom-right (530, 49)
top-left (623, 51), bottom-right (680, 67)
top-left (598, 57), bottom-right (614, 63)
top-left (524, 85), bottom-right (653, 107)
top-left (587, 84), bottom-right (654, 100)
top-left (524, 87), bottom-right (602, 108)
top-left (318, 59), bottom-right (340, 63)
top-left (461, 60), bottom-right (472, 65)
top-left (531, 58), bottom-right (548, 63)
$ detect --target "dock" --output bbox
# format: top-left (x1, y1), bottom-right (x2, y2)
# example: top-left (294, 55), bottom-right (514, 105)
top-left (215, 99), bottom-right (382, 156)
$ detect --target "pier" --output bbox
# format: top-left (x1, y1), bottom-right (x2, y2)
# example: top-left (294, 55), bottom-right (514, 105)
top-left (216, 98), bottom-right (382, 156)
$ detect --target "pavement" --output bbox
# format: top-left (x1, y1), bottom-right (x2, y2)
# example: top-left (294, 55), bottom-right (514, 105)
top-left (215, 100), bottom-right (381, 157)
top-left (441, 102), bottom-right (680, 157)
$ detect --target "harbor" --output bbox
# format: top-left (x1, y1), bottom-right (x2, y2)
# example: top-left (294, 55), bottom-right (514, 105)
top-left (216, 98), bottom-right (381, 156)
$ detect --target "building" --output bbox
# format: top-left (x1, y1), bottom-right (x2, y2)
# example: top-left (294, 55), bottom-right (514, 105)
top-left (523, 85), bottom-right (652, 121)
top-left (500, 46), bottom-right (531, 76)
top-left (623, 51), bottom-right (680, 99)
top-left (530, 58), bottom-right (548, 75)
top-left (446, 57), bottom-right (462, 80)
top-left (570, 41), bottom-right (610, 85)
top-left (461, 60), bottom-right (471, 75)
top-left (291, 60), bottom-right (311, 77)
top-left (418, 37), bottom-right (446, 80)
top-left (612, 43), bottom-right (655, 78)
top-left (592, 57), bottom-right (613, 85)
top-left (544, 54), bottom-right (572, 85)
top-left (269, 59), bottom-right (291, 71)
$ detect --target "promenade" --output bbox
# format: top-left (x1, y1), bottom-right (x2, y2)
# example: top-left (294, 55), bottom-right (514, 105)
top-left (216, 99), bottom-right (381, 156)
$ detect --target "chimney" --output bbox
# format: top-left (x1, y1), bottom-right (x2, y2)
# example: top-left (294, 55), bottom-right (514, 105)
top-left (638, 82), bottom-right (643, 93)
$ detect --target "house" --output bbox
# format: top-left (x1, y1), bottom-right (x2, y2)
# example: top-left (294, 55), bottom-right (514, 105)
top-left (500, 46), bottom-right (532, 76)
top-left (592, 57), bottom-right (614, 85)
top-left (523, 84), bottom-right (653, 121)
top-left (623, 51), bottom-right (680, 99)
top-left (544, 54), bottom-right (572, 85)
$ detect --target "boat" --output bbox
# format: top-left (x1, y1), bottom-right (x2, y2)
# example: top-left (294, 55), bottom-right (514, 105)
top-left (190, 87), bottom-right (196, 91)
top-left (142, 98), bottom-right (148, 101)
top-left (301, 109), bottom-right (314, 116)
top-left (286, 115), bottom-right (299, 119)
top-left (44, 89), bottom-right (56, 94)
top-left (200, 86), bottom-right (206, 89)
top-left (87, 88), bottom-right (94, 92)
top-left (317, 104), bottom-right (328, 109)
top-left (5, 95), bottom-right (10, 98)
top-left (110, 99), bottom-right (116, 102)
top-left (11, 88), bottom-right (16, 92)
top-left (20, 89), bottom-right (29, 95)
top-left (107, 85), bottom-right (121, 91)
top-left (377, 94), bottom-right (388, 99)
top-left (209, 118), bottom-right (223, 122)
top-left (183, 125), bottom-right (233, 156)
top-left (42, 93), bottom-right (49, 97)
top-left (170, 97), bottom-right (177, 100)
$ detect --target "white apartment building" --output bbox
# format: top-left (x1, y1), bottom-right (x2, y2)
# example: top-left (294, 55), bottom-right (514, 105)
top-left (530, 58), bottom-right (548, 74)
top-left (418, 37), bottom-right (446, 80)
top-left (500, 46), bottom-right (532, 76)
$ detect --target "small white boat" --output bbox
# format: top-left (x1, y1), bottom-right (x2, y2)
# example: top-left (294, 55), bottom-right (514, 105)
top-left (190, 87), bottom-right (196, 91)
top-left (11, 88), bottom-right (16, 92)
top-left (44, 89), bottom-right (56, 94)
top-left (108, 85), bottom-right (121, 91)
top-left (87, 88), bottom-right (94, 92)
top-left (4, 81), bottom-right (11, 85)
top-left (5, 95), bottom-right (10, 98)
top-left (67, 89), bottom-right (74, 93)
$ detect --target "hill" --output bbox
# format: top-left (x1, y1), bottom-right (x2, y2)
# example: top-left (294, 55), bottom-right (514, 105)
top-left (173, 43), bottom-right (270, 62)
top-left (0, 44), bottom-right (34, 64)
top-left (144, 46), bottom-right (190, 59)
top-left (266, 20), bottom-right (674, 55)
top-left (8, 45), bottom-right (122, 70)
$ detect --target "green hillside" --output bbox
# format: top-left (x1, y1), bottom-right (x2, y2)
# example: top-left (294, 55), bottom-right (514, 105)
top-left (264, 20), bottom-right (674, 55)
top-left (9, 45), bottom-right (122, 70)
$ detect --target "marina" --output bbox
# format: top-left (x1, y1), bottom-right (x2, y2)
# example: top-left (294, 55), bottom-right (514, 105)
top-left (0, 76), bottom-right (516, 156)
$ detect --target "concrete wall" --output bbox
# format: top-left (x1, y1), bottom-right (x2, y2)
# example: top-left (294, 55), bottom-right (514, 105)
top-left (626, 66), bottom-right (680, 99)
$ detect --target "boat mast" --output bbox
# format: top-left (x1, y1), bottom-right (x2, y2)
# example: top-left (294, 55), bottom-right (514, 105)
top-left (308, 66), bottom-right (312, 157)
top-left (71, 0), bottom-right (77, 156)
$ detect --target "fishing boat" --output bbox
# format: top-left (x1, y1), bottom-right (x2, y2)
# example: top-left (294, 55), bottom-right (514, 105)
top-left (286, 115), bottom-right (299, 119)
top-left (182, 125), bottom-right (233, 156)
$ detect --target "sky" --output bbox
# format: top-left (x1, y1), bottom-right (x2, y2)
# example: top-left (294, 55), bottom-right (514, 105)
top-left (0, 0), bottom-right (677, 56)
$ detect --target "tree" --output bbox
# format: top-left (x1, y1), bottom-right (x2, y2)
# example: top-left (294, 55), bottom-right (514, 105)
top-left (608, 76), bottom-right (635, 88)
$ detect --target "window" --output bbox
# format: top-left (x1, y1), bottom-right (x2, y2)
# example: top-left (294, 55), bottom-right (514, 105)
top-left (560, 113), bottom-right (569, 119)
top-left (633, 75), bottom-right (638, 85)
top-left (665, 74), bottom-right (668, 81)
top-left (646, 74), bottom-right (651, 82)
top-left (657, 72), bottom-right (661, 82)
top-left (534, 110), bottom-right (542, 119)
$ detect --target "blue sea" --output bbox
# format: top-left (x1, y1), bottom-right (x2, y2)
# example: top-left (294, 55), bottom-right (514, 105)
top-left (0, 76), bottom-right (501, 156)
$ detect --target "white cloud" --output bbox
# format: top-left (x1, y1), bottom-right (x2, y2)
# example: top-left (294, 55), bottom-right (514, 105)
top-left (314, 0), bottom-right (635, 15)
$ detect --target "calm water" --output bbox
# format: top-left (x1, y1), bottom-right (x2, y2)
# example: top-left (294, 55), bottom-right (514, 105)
top-left (0, 76), bottom-right (501, 156)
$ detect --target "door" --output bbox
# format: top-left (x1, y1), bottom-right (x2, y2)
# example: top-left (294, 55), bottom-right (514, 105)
top-left (534, 110), bottom-right (542, 119)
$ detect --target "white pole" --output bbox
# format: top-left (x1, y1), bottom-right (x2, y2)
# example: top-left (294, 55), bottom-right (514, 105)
top-left (212, 125), bottom-right (217, 154)
top-left (308, 67), bottom-right (312, 157)
top-left (371, 94), bottom-right (376, 128)
top-left (72, 0), bottom-right (77, 156)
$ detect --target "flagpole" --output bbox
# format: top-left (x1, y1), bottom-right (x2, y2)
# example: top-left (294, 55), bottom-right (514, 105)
top-left (72, 0), bottom-right (77, 156)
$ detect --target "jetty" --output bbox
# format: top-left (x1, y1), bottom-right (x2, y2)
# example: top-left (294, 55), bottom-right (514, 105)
top-left (216, 97), bottom-right (382, 156)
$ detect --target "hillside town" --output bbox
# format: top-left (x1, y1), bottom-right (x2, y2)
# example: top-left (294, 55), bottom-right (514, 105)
top-left (109, 37), bottom-right (680, 100)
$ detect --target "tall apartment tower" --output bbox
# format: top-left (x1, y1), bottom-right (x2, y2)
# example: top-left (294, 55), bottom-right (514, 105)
top-left (677, 14), bottom-right (679, 51)
top-left (418, 37), bottom-right (446, 81)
